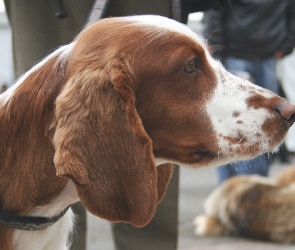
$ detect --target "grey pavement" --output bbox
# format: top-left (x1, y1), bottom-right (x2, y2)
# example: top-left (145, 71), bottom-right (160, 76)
top-left (87, 156), bottom-right (295, 250)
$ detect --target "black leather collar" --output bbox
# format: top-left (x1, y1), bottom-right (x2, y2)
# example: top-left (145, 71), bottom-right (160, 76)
top-left (0, 206), bottom-right (70, 231)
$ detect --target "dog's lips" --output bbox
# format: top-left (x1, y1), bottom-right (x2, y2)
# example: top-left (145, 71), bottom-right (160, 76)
top-left (192, 150), bottom-right (218, 162)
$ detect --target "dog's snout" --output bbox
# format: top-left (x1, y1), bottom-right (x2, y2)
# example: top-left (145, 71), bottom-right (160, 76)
top-left (275, 102), bottom-right (295, 125)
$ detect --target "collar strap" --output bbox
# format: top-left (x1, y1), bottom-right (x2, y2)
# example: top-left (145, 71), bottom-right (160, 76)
top-left (0, 206), bottom-right (70, 231)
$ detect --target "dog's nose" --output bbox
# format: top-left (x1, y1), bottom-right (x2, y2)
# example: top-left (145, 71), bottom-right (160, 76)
top-left (275, 102), bottom-right (295, 125)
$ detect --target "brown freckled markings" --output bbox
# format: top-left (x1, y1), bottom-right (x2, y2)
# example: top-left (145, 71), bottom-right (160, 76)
top-left (233, 111), bottom-right (240, 117)
top-left (223, 130), bottom-right (248, 145)
top-left (237, 120), bottom-right (243, 124)
top-left (246, 94), bottom-right (266, 110)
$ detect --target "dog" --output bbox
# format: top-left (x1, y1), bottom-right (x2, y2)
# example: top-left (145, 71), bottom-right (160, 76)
top-left (1, 15), bottom-right (295, 250)
top-left (194, 165), bottom-right (295, 243)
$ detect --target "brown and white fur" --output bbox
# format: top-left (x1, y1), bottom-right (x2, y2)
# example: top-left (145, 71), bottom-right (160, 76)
top-left (1, 15), bottom-right (295, 249)
top-left (194, 166), bottom-right (295, 243)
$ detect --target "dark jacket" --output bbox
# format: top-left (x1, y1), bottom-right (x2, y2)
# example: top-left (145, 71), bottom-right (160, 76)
top-left (181, 0), bottom-right (225, 23)
top-left (203, 0), bottom-right (295, 61)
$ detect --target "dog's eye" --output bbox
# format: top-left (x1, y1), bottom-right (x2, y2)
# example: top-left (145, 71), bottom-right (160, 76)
top-left (183, 60), bottom-right (197, 73)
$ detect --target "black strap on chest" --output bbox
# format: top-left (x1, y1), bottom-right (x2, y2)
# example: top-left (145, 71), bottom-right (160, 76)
top-left (0, 206), bottom-right (70, 231)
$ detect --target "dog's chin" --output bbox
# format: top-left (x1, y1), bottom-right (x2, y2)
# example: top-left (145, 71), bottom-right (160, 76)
top-left (162, 149), bottom-right (269, 169)
top-left (155, 138), bottom-right (283, 168)
top-left (155, 151), bottom-right (219, 168)
top-left (190, 151), bottom-right (218, 164)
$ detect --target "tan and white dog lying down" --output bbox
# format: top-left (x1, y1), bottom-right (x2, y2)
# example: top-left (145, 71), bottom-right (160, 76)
top-left (194, 166), bottom-right (295, 243)
top-left (1, 15), bottom-right (295, 249)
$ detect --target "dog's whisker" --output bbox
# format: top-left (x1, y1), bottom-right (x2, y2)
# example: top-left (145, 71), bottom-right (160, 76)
top-left (237, 134), bottom-right (246, 144)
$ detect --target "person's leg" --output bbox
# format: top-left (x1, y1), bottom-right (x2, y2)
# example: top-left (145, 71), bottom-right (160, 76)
top-left (112, 166), bottom-right (179, 250)
top-left (70, 202), bottom-right (87, 250)
top-left (217, 164), bottom-right (237, 184)
top-left (224, 56), bottom-right (250, 75)
top-left (255, 57), bottom-right (278, 94)
top-left (6, 0), bottom-right (94, 78)
top-left (218, 155), bottom-right (269, 184)
top-left (236, 155), bottom-right (269, 176)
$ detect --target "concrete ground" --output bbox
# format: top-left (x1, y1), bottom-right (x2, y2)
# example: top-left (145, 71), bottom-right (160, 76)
top-left (86, 156), bottom-right (295, 250)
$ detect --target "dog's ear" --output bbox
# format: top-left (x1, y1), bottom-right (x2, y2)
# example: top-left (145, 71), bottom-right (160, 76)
top-left (53, 65), bottom-right (172, 227)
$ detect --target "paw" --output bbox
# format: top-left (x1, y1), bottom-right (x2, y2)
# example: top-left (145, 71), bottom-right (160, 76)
top-left (193, 215), bottom-right (209, 236)
top-left (193, 215), bottom-right (229, 236)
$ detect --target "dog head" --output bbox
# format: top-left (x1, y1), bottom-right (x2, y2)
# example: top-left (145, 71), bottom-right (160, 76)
top-left (51, 16), bottom-right (295, 226)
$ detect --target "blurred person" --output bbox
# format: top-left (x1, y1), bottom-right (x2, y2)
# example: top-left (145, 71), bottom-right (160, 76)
top-left (202, 0), bottom-right (295, 183)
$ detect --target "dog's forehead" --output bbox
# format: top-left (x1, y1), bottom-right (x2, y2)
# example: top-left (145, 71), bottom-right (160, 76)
top-left (127, 15), bottom-right (206, 47)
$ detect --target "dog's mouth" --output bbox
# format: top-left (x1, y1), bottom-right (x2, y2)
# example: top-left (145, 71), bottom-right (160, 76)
top-left (195, 150), bottom-right (218, 157)
top-left (191, 150), bottom-right (218, 162)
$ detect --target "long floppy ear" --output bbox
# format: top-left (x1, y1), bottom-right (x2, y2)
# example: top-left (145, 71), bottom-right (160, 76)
top-left (53, 65), bottom-right (172, 227)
